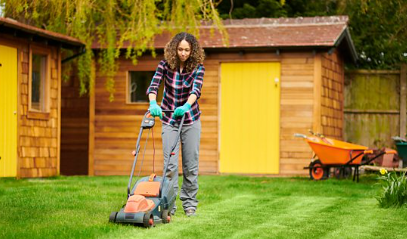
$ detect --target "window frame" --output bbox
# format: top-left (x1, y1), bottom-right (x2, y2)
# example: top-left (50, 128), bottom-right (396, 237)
top-left (28, 45), bottom-right (51, 120)
top-left (126, 70), bottom-right (161, 104)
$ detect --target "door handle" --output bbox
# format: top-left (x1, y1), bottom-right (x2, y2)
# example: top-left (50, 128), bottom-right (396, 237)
top-left (274, 77), bottom-right (279, 86)
top-left (14, 111), bottom-right (17, 115)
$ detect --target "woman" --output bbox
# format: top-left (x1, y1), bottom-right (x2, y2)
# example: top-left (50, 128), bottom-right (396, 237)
top-left (146, 32), bottom-right (205, 217)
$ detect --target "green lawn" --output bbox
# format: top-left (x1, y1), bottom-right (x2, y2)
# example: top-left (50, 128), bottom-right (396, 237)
top-left (1, 175), bottom-right (406, 239)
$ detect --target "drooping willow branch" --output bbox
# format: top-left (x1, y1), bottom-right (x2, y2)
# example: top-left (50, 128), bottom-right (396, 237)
top-left (2, 0), bottom-right (227, 100)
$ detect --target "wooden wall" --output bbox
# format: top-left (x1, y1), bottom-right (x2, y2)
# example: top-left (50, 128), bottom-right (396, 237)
top-left (320, 50), bottom-right (344, 139)
top-left (60, 69), bottom-right (89, 175)
top-left (90, 54), bottom-right (219, 176)
top-left (91, 55), bottom-right (167, 176)
top-left (20, 43), bottom-right (60, 178)
top-left (280, 52), bottom-right (316, 175)
top-left (344, 70), bottom-right (402, 148)
top-left (0, 33), bottom-right (62, 178)
top-left (90, 50), bottom-right (343, 176)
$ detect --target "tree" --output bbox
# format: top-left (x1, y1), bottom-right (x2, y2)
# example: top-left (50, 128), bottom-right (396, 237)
top-left (218, 0), bottom-right (287, 19)
top-left (217, 0), bottom-right (407, 69)
top-left (337, 0), bottom-right (407, 69)
top-left (1, 0), bottom-right (226, 100)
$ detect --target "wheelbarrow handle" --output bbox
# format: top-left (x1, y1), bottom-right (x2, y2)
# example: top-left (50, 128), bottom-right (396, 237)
top-left (362, 149), bottom-right (397, 167)
top-left (385, 149), bottom-right (397, 154)
top-left (294, 133), bottom-right (307, 139)
top-left (363, 149), bottom-right (397, 155)
top-left (308, 129), bottom-right (325, 138)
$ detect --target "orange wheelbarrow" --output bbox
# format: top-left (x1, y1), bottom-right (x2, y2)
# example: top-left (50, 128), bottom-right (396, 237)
top-left (295, 132), bottom-right (397, 182)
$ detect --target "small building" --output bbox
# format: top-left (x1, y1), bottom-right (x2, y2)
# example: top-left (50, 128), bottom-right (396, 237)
top-left (0, 17), bottom-right (84, 178)
top-left (63, 16), bottom-right (357, 176)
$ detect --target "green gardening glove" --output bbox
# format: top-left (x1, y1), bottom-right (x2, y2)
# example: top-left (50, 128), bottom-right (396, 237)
top-left (149, 100), bottom-right (162, 119)
top-left (172, 103), bottom-right (191, 119)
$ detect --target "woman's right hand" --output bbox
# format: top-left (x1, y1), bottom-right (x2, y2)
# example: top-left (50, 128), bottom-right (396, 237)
top-left (149, 100), bottom-right (162, 119)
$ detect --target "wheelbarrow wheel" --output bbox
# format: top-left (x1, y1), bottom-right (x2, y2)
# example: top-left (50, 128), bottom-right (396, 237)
top-left (309, 160), bottom-right (329, 180)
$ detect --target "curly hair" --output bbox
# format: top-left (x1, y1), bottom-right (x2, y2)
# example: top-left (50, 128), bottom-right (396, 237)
top-left (164, 32), bottom-right (205, 73)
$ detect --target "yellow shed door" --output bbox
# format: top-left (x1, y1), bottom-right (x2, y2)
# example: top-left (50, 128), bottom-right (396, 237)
top-left (220, 62), bottom-right (280, 174)
top-left (0, 45), bottom-right (18, 177)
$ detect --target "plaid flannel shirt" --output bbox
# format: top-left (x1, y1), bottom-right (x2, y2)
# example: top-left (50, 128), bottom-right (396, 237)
top-left (146, 60), bottom-right (205, 125)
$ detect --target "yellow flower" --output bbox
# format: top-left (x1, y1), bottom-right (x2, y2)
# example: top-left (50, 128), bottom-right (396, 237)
top-left (380, 168), bottom-right (388, 175)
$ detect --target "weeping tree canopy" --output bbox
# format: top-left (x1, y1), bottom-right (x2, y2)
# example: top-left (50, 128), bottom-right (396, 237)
top-left (1, 0), bottom-right (226, 100)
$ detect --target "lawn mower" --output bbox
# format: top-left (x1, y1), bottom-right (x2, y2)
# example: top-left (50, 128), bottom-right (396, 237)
top-left (109, 110), bottom-right (184, 227)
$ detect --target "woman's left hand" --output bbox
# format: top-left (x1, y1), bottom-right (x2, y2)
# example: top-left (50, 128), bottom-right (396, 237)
top-left (173, 103), bottom-right (191, 118)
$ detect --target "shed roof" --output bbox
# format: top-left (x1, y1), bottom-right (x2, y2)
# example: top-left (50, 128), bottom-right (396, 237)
top-left (160, 16), bottom-right (352, 48)
top-left (0, 17), bottom-right (84, 49)
top-left (92, 15), bottom-right (357, 63)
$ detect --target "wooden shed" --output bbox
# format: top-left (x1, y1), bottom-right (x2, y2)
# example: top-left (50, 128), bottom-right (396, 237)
top-left (63, 16), bottom-right (357, 176)
top-left (0, 17), bottom-right (84, 178)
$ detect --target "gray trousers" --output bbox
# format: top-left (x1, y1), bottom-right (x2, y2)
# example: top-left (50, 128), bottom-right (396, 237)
top-left (162, 119), bottom-right (201, 212)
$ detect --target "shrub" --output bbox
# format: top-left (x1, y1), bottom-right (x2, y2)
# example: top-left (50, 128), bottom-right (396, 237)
top-left (377, 168), bottom-right (407, 208)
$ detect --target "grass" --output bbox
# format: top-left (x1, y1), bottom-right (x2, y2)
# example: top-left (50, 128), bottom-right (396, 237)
top-left (1, 175), bottom-right (407, 239)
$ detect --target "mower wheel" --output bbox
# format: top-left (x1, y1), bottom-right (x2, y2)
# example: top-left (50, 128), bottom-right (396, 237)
top-left (143, 213), bottom-right (154, 228)
top-left (309, 160), bottom-right (329, 180)
top-left (162, 209), bottom-right (171, 224)
top-left (109, 212), bottom-right (117, 223)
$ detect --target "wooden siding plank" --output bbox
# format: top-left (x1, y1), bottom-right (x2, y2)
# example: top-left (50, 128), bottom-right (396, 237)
top-left (57, 47), bottom-right (61, 175)
top-left (279, 52), bottom-right (315, 175)
top-left (88, 62), bottom-right (95, 176)
top-left (313, 53), bottom-right (322, 134)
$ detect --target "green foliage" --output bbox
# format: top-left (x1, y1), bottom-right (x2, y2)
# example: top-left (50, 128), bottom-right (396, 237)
top-left (218, 0), bottom-right (407, 69)
top-left (218, 0), bottom-right (337, 19)
top-left (1, 0), bottom-right (225, 100)
top-left (284, 0), bottom-right (338, 16)
top-left (338, 0), bottom-right (407, 69)
top-left (377, 169), bottom-right (407, 208)
top-left (218, 0), bottom-right (287, 19)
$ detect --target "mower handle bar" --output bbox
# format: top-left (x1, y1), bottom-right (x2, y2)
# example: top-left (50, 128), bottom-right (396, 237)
top-left (127, 110), bottom-right (185, 198)
top-left (159, 113), bottom-right (185, 197)
top-left (146, 109), bottom-right (181, 118)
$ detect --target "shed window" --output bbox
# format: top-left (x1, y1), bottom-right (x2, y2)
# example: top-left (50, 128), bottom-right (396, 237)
top-left (128, 71), bottom-right (163, 103)
top-left (28, 46), bottom-right (50, 120)
top-left (31, 54), bottom-right (47, 111)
